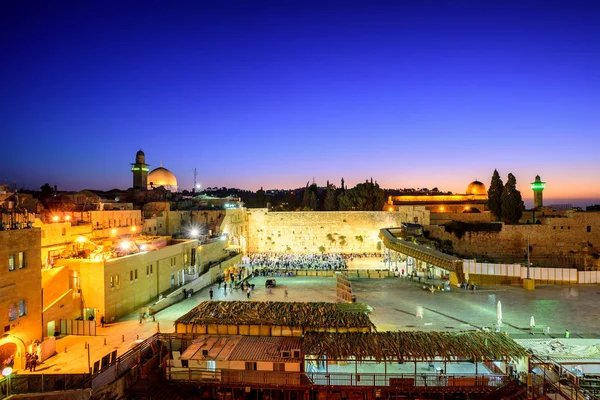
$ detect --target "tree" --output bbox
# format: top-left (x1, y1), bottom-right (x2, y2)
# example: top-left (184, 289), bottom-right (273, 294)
top-left (501, 173), bottom-right (524, 223)
top-left (301, 184), bottom-right (319, 211)
top-left (40, 183), bottom-right (54, 199)
top-left (256, 187), bottom-right (266, 208)
top-left (488, 169), bottom-right (504, 220)
top-left (338, 179), bottom-right (385, 211)
top-left (324, 184), bottom-right (338, 211)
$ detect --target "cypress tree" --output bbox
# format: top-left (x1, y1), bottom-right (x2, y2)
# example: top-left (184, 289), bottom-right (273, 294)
top-left (501, 173), bottom-right (524, 223)
top-left (488, 169), bottom-right (504, 220)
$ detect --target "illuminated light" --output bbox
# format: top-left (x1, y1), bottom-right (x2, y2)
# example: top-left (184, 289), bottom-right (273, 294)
top-left (531, 182), bottom-right (546, 190)
top-left (221, 235), bottom-right (226, 241)
top-left (388, 207), bottom-right (393, 212)
top-left (111, 229), bottom-right (117, 236)
top-left (140, 244), bottom-right (147, 251)
top-left (190, 229), bottom-right (199, 238)
top-left (65, 215), bottom-right (71, 221)
top-left (2, 367), bottom-right (12, 377)
top-left (120, 241), bottom-right (130, 250)
top-left (52, 216), bottom-right (59, 222)
top-left (131, 167), bottom-right (150, 172)
top-left (131, 226), bottom-right (137, 232)
top-left (440, 207), bottom-right (445, 212)
top-left (465, 206), bottom-right (470, 211)
top-left (76, 236), bottom-right (86, 243)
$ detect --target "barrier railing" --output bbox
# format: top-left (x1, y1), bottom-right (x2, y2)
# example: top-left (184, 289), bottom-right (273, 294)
top-left (167, 367), bottom-right (509, 390)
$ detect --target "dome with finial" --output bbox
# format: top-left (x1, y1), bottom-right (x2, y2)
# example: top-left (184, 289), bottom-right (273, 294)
top-left (466, 180), bottom-right (487, 195)
top-left (148, 161), bottom-right (178, 191)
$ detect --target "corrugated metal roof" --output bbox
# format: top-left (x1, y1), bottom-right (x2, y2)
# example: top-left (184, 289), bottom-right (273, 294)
top-left (228, 336), bottom-right (303, 362)
top-left (181, 335), bottom-right (243, 361)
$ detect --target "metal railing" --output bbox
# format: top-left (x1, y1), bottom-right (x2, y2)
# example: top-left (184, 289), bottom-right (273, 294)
top-left (530, 355), bottom-right (600, 400)
top-left (167, 367), bottom-right (509, 390)
top-left (0, 373), bottom-right (90, 399)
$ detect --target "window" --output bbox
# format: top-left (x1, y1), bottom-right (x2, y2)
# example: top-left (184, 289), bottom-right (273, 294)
top-left (130, 271), bottom-right (134, 281)
top-left (134, 269), bottom-right (138, 280)
top-left (146, 265), bottom-right (149, 276)
top-left (587, 226), bottom-right (592, 233)
top-left (110, 276), bottom-right (114, 288)
top-left (115, 274), bottom-right (120, 286)
top-left (8, 252), bottom-right (25, 271)
top-left (18, 300), bottom-right (26, 317)
top-left (8, 304), bottom-right (17, 321)
top-left (150, 264), bottom-right (153, 274)
top-left (273, 363), bottom-right (285, 371)
top-left (245, 362), bottom-right (257, 371)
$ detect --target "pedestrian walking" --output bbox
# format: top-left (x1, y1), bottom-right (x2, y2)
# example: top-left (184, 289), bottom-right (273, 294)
top-left (30, 354), bottom-right (38, 372)
top-left (224, 283), bottom-right (227, 291)
top-left (209, 288), bottom-right (214, 300)
top-left (100, 316), bottom-right (105, 328)
top-left (284, 289), bottom-right (288, 298)
top-left (565, 329), bottom-right (570, 338)
top-left (247, 287), bottom-right (251, 299)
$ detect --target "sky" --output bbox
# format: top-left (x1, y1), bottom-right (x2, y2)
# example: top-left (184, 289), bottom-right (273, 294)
top-left (1, 0), bottom-right (599, 207)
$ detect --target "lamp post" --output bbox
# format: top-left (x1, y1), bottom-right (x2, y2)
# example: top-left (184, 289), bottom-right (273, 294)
top-left (2, 366), bottom-right (12, 396)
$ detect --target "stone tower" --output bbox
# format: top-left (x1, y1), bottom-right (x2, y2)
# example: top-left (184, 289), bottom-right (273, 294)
top-left (530, 175), bottom-right (545, 210)
top-left (131, 149), bottom-right (149, 189)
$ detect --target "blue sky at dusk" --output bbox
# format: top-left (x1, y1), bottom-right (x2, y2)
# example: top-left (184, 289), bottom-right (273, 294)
top-left (1, 0), bottom-right (599, 206)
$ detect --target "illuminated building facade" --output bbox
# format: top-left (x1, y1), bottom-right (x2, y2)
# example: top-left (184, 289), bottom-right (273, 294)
top-left (0, 225), bottom-right (43, 369)
top-left (387, 180), bottom-right (489, 214)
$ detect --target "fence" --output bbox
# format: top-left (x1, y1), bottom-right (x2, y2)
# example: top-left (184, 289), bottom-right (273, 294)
top-left (464, 260), bottom-right (600, 285)
top-left (167, 368), bottom-right (509, 390)
top-left (0, 373), bottom-right (90, 399)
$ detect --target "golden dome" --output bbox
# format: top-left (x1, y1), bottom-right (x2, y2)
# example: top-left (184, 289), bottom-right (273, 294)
top-left (148, 166), bottom-right (178, 191)
top-left (466, 180), bottom-right (487, 195)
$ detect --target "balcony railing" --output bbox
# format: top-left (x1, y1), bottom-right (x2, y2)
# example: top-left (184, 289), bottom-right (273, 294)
top-left (167, 367), bottom-right (509, 390)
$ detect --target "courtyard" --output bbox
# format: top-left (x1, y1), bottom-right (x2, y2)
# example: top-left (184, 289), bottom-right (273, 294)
top-left (20, 271), bottom-right (600, 375)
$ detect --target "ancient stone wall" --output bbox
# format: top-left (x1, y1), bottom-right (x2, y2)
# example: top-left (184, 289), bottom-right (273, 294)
top-left (426, 212), bottom-right (600, 269)
top-left (247, 207), bottom-right (429, 254)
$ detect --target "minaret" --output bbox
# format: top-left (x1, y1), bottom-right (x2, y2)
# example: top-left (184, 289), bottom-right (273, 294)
top-left (131, 149), bottom-right (149, 189)
top-left (530, 175), bottom-right (545, 210)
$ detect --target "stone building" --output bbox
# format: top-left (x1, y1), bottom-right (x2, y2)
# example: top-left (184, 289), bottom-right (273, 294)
top-left (54, 238), bottom-right (199, 323)
top-left (0, 224), bottom-right (43, 369)
top-left (388, 180), bottom-right (489, 214)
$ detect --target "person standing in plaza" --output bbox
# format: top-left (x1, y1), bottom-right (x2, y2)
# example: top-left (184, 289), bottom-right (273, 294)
top-left (100, 315), bottom-right (105, 328)
top-left (224, 282), bottom-right (227, 292)
top-left (209, 288), bottom-right (214, 300)
top-left (284, 289), bottom-right (288, 298)
top-left (565, 329), bottom-right (570, 338)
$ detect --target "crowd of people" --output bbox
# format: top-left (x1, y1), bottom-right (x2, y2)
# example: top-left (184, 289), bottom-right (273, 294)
top-left (245, 252), bottom-right (382, 271)
top-left (246, 253), bottom-right (346, 271)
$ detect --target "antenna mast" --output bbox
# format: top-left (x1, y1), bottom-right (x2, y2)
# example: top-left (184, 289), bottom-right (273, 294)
top-left (193, 168), bottom-right (197, 193)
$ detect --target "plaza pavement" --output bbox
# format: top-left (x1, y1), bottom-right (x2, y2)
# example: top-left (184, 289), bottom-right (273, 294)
top-left (18, 271), bottom-right (600, 375)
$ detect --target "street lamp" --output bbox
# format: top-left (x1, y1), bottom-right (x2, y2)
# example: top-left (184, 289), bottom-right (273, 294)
top-left (2, 367), bottom-right (12, 396)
